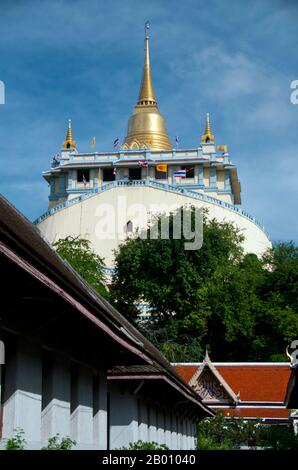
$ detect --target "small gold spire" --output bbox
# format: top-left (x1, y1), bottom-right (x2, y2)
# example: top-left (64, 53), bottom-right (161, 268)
top-left (123, 23), bottom-right (172, 151)
top-left (62, 119), bottom-right (77, 149)
top-left (201, 113), bottom-right (215, 144)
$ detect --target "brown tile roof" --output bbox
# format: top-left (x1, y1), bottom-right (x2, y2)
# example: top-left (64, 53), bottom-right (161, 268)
top-left (216, 365), bottom-right (291, 402)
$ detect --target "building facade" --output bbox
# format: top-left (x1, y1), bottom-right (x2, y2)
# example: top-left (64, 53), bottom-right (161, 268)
top-left (35, 28), bottom-right (271, 267)
top-left (0, 196), bottom-right (212, 450)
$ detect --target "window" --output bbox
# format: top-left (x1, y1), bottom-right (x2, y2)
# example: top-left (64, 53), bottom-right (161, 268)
top-left (129, 168), bottom-right (142, 180)
top-left (126, 220), bottom-right (133, 233)
top-left (102, 168), bottom-right (115, 182)
top-left (181, 166), bottom-right (194, 179)
top-left (77, 169), bottom-right (90, 183)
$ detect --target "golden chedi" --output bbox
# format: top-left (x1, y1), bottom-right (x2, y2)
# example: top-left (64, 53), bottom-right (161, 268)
top-left (123, 24), bottom-right (172, 151)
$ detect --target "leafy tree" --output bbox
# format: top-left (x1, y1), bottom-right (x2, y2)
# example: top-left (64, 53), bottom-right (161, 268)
top-left (111, 207), bottom-right (298, 361)
top-left (54, 236), bottom-right (109, 299)
top-left (197, 413), bottom-right (298, 450)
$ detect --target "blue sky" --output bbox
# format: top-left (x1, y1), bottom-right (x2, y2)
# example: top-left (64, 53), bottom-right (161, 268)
top-left (0, 0), bottom-right (297, 243)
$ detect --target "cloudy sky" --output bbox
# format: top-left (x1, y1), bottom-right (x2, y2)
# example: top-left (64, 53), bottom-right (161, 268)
top-left (0, 0), bottom-right (297, 242)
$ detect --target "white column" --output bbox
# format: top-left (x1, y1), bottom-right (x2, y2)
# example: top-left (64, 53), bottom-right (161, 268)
top-left (186, 419), bottom-right (191, 450)
top-left (172, 415), bottom-right (179, 450)
top-left (41, 353), bottom-right (71, 442)
top-left (109, 384), bottom-right (138, 449)
top-left (2, 337), bottom-right (42, 448)
top-left (157, 409), bottom-right (165, 446)
top-left (93, 371), bottom-right (107, 449)
top-left (70, 364), bottom-right (93, 448)
top-left (165, 413), bottom-right (172, 449)
top-left (148, 405), bottom-right (157, 443)
top-left (191, 421), bottom-right (196, 450)
top-left (138, 401), bottom-right (148, 442)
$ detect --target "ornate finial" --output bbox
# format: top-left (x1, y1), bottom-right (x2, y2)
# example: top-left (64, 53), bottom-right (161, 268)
top-left (145, 21), bottom-right (150, 38)
top-left (137, 22), bottom-right (157, 106)
top-left (204, 348), bottom-right (210, 361)
top-left (201, 112), bottom-right (215, 144)
top-left (62, 119), bottom-right (77, 149)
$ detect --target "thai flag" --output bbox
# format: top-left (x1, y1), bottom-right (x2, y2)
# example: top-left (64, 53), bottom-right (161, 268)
top-left (53, 153), bottom-right (60, 162)
top-left (138, 160), bottom-right (148, 167)
top-left (113, 137), bottom-right (120, 148)
top-left (82, 174), bottom-right (87, 186)
top-left (175, 135), bottom-right (179, 146)
top-left (174, 170), bottom-right (186, 178)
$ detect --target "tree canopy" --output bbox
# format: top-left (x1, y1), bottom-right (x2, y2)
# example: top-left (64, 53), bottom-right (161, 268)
top-left (54, 236), bottom-right (109, 299)
top-left (111, 207), bottom-right (298, 362)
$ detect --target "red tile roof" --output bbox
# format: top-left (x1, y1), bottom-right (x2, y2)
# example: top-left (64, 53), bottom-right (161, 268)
top-left (174, 365), bottom-right (198, 383)
top-left (216, 365), bottom-right (291, 402)
top-left (173, 363), bottom-right (291, 403)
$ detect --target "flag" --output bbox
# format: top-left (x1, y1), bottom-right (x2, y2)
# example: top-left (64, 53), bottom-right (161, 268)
top-left (113, 137), bottom-right (120, 148)
top-left (173, 170), bottom-right (186, 178)
top-left (138, 160), bottom-right (149, 167)
top-left (175, 135), bottom-right (179, 145)
top-left (112, 160), bottom-right (118, 175)
top-left (82, 174), bottom-right (87, 186)
top-left (156, 164), bottom-right (167, 172)
top-left (90, 136), bottom-right (96, 148)
top-left (53, 152), bottom-right (60, 162)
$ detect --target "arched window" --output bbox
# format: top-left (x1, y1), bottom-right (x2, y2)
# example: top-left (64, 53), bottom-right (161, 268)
top-left (126, 220), bottom-right (133, 233)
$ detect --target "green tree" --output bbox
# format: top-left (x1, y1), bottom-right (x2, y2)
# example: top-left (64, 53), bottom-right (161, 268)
top-left (197, 413), bottom-right (298, 450)
top-left (54, 236), bottom-right (109, 299)
top-left (111, 207), bottom-right (298, 361)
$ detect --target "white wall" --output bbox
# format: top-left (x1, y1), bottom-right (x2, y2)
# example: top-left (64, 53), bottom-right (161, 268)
top-left (37, 185), bottom-right (271, 267)
top-left (0, 339), bottom-right (109, 450)
top-left (109, 384), bottom-right (198, 450)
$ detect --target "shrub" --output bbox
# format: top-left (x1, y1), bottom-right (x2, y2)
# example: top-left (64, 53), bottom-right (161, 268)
top-left (117, 440), bottom-right (169, 450)
top-left (4, 428), bottom-right (26, 450)
top-left (42, 434), bottom-right (76, 450)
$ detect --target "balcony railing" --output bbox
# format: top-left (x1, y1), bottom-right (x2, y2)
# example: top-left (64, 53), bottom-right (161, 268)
top-left (34, 179), bottom-right (266, 233)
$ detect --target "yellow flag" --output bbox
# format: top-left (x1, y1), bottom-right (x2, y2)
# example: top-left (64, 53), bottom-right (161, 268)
top-left (90, 136), bottom-right (96, 148)
top-left (156, 164), bottom-right (167, 172)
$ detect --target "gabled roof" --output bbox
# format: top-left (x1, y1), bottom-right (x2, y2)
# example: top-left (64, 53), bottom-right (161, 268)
top-left (173, 362), bottom-right (291, 404)
top-left (190, 354), bottom-right (240, 404)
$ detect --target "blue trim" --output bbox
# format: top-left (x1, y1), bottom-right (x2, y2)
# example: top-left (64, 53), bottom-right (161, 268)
top-left (225, 169), bottom-right (231, 190)
top-left (198, 164), bottom-right (204, 186)
top-left (210, 167), bottom-right (217, 188)
top-left (67, 170), bottom-right (72, 191)
top-left (34, 179), bottom-right (267, 234)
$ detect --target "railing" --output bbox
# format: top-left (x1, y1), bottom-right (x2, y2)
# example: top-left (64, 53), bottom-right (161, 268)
top-left (33, 179), bottom-right (266, 233)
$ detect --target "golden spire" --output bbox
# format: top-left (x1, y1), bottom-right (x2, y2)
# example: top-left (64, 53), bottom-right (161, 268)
top-left (201, 113), bottom-right (215, 144)
top-left (137, 24), bottom-right (157, 105)
top-left (123, 23), bottom-right (172, 151)
top-left (62, 119), bottom-right (77, 149)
